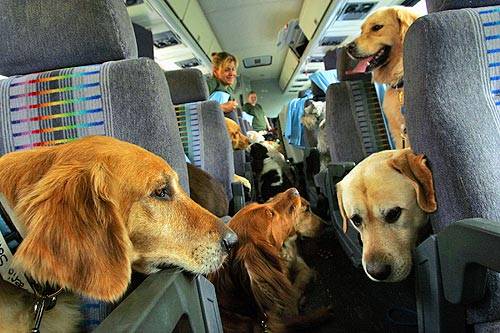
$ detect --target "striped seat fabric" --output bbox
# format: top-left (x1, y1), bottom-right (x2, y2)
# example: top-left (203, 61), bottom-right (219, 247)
top-left (175, 103), bottom-right (203, 167)
top-left (480, 7), bottom-right (500, 108)
top-left (1, 65), bottom-right (109, 153)
top-left (349, 80), bottom-right (392, 154)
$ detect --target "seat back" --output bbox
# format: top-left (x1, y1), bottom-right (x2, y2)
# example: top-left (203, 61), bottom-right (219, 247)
top-left (325, 47), bottom-right (391, 164)
top-left (165, 69), bottom-right (234, 199)
top-left (405, 0), bottom-right (500, 329)
top-left (0, 0), bottom-right (221, 331)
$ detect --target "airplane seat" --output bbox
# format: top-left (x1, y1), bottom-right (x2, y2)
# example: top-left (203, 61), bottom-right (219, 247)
top-left (164, 69), bottom-right (246, 212)
top-left (317, 47), bottom-right (392, 264)
top-left (226, 110), bottom-right (247, 177)
top-left (0, 0), bottom-right (222, 332)
top-left (404, 1), bottom-right (500, 331)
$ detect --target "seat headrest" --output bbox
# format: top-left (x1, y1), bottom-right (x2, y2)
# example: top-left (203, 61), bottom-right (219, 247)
top-left (133, 23), bottom-right (154, 60)
top-left (0, 0), bottom-right (137, 76)
top-left (426, 0), bottom-right (500, 12)
top-left (164, 69), bottom-right (209, 105)
top-left (335, 47), bottom-right (372, 82)
top-left (323, 49), bottom-right (338, 70)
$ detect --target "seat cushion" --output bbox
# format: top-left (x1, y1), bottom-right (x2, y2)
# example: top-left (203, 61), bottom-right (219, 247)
top-left (0, 0), bottom-right (137, 76)
top-left (0, 58), bottom-right (188, 192)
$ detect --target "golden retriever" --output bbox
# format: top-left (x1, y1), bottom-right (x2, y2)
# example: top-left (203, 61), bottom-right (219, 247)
top-left (0, 136), bottom-right (237, 332)
top-left (210, 189), bottom-right (332, 333)
top-left (336, 149), bottom-right (436, 282)
top-left (225, 117), bottom-right (250, 150)
top-left (347, 6), bottom-right (421, 149)
top-left (281, 198), bottom-right (325, 297)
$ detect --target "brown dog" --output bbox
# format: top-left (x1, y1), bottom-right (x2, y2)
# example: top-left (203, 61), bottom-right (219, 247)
top-left (187, 163), bottom-right (229, 217)
top-left (0, 136), bottom-right (237, 332)
top-left (210, 189), bottom-right (331, 333)
top-left (281, 198), bottom-right (326, 296)
top-left (347, 6), bottom-right (421, 149)
top-left (225, 117), bottom-right (250, 150)
top-left (336, 149), bottom-right (436, 282)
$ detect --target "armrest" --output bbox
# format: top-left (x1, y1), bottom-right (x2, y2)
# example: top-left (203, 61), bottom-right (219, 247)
top-left (414, 218), bottom-right (500, 333)
top-left (437, 218), bottom-right (500, 304)
top-left (231, 182), bottom-right (245, 213)
top-left (94, 271), bottom-right (222, 333)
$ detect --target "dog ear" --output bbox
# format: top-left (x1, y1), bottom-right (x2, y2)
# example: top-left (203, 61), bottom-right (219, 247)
top-left (389, 150), bottom-right (437, 213)
top-left (393, 8), bottom-right (419, 41)
top-left (237, 242), bottom-right (297, 315)
top-left (14, 162), bottom-right (131, 302)
top-left (336, 182), bottom-right (349, 232)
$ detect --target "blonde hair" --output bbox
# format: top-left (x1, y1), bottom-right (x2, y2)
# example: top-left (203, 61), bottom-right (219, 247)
top-left (211, 52), bottom-right (238, 70)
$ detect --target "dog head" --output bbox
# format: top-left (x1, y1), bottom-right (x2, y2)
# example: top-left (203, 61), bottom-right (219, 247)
top-left (0, 136), bottom-right (237, 301)
top-left (346, 6), bottom-right (421, 85)
top-left (336, 149), bottom-right (436, 282)
top-left (225, 118), bottom-right (250, 150)
top-left (295, 197), bottom-right (326, 238)
top-left (213, 188), bottom-right (302, 315)
top-left (231, 188), bottom-right (302, 248)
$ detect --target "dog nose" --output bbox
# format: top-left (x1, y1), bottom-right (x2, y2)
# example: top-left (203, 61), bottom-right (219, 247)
top-left (347, 42), bottom-right (356, 54)
top-left (221, 229), bottom-right (238, 253)
top-left (366, 262), bottom-right (392, 281)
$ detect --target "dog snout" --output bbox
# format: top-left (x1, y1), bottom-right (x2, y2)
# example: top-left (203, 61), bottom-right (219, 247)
top-left (366, 261), bottom-right (392, 281)
top-left (221, 228), bottom-right (238, 253)
top-left (346, 42), bottom-right (357, 56)
top-left (287, 187), bottom-right (300, 197)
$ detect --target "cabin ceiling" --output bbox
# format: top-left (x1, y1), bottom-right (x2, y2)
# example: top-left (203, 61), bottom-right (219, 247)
top-left (198, 0), bottom-right (303, 81)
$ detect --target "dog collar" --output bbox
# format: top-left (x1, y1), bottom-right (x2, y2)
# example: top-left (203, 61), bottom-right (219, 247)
top-left (391, 79), bottom-right (404, 89)
top-left (0, 194), bottom-right (35, 293)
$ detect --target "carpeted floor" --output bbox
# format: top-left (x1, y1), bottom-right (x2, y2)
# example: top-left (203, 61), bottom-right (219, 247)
top-left (299, 226), bottom-right (418, 333)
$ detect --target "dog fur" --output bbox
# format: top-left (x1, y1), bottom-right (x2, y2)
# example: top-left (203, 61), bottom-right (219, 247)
top-left (225, 117), bottom-right (250, 150)
top-left (0, 136), bottom-right (236, 332)
top-left (281, 198), bottom-right (325, 297)
top-left (210, 189), bottom-right (332, 333)
top-left (250, 143), bottom-right (294, 202)
top-left (187, 162), bottom-right (229, 217)
top-left (336, 149), bottom-right (436, 282)
top-left (348, 6), bottom-right (421, 149)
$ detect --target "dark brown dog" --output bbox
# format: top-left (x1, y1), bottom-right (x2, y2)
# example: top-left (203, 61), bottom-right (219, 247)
top-left (187, 163), bottom-right (229, 217)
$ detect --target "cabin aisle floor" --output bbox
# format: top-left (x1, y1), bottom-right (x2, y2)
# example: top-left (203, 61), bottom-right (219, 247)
top-left (299, 227), bottom-right (418, 333)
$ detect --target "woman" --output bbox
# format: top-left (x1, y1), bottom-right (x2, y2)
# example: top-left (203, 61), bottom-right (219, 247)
top-left (207, 52), bottom-right (238, 113)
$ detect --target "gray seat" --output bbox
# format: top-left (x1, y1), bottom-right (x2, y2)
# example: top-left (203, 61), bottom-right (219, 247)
top-left (320, 47), bottom-right (392, 265)
top-left (164, 69), bottom-right (236, 202)
top-left (404, 1), bottom-right (500, 331)
top-left (0, 0), bottom-right (222, 331)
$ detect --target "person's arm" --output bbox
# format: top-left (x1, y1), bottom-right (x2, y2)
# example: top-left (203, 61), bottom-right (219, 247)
top-left (265, 116), bottom-right (272, 131)
top-left (220, 101), bottom-right (238, 113)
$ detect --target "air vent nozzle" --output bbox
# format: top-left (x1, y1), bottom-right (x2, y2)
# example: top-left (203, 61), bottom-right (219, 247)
top-left (338, 3), bottom-right (375, 21)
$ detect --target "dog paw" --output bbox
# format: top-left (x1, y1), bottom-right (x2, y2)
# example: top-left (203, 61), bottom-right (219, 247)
top-left (233, 175), bottom-right (251, 190)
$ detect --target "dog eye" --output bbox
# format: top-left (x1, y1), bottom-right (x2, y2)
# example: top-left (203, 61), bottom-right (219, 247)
top-left (350, 214), bottom-right (362, 227)
top-left (372, 24), bottom-right (383, 32)
top-left (154, 186), bottom-right (172, 200)
top-left (385, 207), bottom-right (402, 223)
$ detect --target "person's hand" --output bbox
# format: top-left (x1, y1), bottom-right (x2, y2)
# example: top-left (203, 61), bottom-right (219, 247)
top-left (221, 100), bottom-right (238, 113)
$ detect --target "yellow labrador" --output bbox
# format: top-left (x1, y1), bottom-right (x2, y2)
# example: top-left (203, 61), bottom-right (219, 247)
top-left (336, 149), bottom-right (436, 282)
top-left (347, 6), bottom-right (421, 149)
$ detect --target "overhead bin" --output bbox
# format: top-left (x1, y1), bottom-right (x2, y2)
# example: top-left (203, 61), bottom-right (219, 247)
top-left (167, 0), bottom-right (190, 20)
top-left (279, 49), bottom-right (299, 90)
top-left (298, 0), bottom-right (331, 40)
top-left (183, 0), bottom-right (215, 54)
